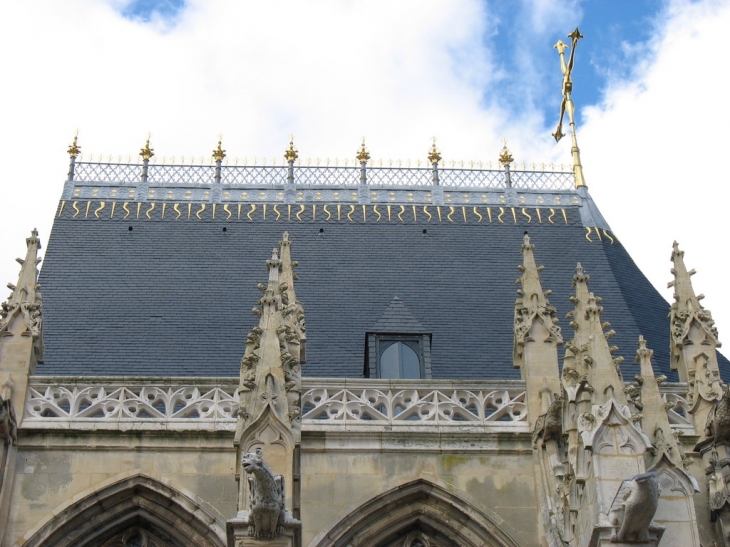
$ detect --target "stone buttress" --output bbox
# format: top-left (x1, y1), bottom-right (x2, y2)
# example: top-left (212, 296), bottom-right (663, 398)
top-left (513, 234), bottom-right (565, 547)
top-left (672, 241), bottom-right (730, 545)
top-left (527, 249), bottom-right (672, 547)
top-left (228, 232), bottom-right (304, 547)
top-left (633, 336), bottom-right (700, 546)
top-left (562, 263), bottom-right (662, 547)
top-left (668, 241), bottom-right (723, 432)
top-left (0, 229), bottom-right (42, 547)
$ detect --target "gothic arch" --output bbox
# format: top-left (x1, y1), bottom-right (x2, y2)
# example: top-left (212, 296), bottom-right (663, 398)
top-left (21, 473), bottom-right (227, 547)
top-left (309, 479), bottom-right (521, 547)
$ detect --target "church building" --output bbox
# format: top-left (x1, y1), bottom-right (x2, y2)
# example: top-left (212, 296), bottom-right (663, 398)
top-left (1, 31), bottom-right (729, 547)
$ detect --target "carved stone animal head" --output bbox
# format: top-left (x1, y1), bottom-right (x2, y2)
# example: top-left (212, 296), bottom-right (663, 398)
top-left (633, 471), bottom-right (658, 484)
top-left (242, 448), bottom-right (266, 475)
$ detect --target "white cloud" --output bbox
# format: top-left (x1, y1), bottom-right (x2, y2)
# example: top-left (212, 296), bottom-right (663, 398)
top-left (581, 0), bottom-right (730, 342)
top-left (0, 0), bottom-right (728, 356)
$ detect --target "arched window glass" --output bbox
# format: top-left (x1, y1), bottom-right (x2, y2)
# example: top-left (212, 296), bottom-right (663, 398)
top-left (378, 339), bottom-right (423, 379)
top-left (380, 343), bottom-right (401, 379)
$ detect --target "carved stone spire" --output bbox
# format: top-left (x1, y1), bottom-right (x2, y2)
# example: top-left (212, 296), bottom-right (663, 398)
top-left (514, 234), bottom-right (563, 425)
top-left (633, 336), bottom-right (701, 545)
top-left (668, 241), bottom-right (722, 422)
top-left (236, 245), bottom-right (301, 444)
top-left (0, 230), bottom-right (42, 536)
top-left (0, 229), bottom-right (43, 346)
top-left (278, 232), bottom-right (306, 365)
top-left (231, 236), bottom-right (304, 545)
top-left (516, 235), bottom-right (568, 546)
top-left (559, 265), bottom-right (665, 547)
top-left (514, 233), bottom-right (563, 366)
top-left (635, 336), bottom-right (692, 471)
top-left (562, 263), bottom-right (625, 406)
top-left (0, 229), bottom-right (43, 417)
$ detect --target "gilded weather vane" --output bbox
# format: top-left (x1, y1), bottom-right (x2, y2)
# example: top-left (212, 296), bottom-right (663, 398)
top-left (552, 28), bottom-right (586, 188)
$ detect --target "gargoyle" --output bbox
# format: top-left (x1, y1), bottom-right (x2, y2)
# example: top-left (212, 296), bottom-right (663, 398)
top-left (608, 471), bottom-right (660, 543)
top-left (532, 395), bottom-right (564, 448)
top-left (243, 448), bottom-right (285, 539)
top-left (705, 384), bottom-right (730, 446)
top-left (0, 395), bottom-right (17, 446)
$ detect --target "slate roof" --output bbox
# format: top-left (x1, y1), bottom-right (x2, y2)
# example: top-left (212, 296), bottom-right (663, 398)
top-left (37, 194), bottom-right (728, 381)
top-left (369, 297), bottom-right (429, 333)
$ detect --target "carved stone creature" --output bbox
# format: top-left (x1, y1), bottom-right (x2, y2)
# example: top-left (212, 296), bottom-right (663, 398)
top-left (243, 448), bottom-right (285, 539)
top-left (608, 471), bottom-right (660, 543)
top-left (0, 395), bottom-right (17, 445)
top-left (533, 395), bottom-right (564, 448)
top-left (705, 384), bottom-right (730, 446)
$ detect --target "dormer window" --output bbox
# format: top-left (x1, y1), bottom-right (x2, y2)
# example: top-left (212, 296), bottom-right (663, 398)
top-left (365, 297), bottom-right (432, 379)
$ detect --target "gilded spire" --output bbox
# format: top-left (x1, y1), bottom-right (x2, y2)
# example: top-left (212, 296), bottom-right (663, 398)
top-left (552, 28), bottom-right (587, 188)
top-left (284, 136), bottom-right (298, 163)
top-left (140, 137), bottom-right (154, 161)
top-left (356, 138), bottom-right (370, 163)
top-left (427, 138), bottom-right (442, 165)
top-left (499, 139), bottom-right (513, 167)
top-left (67, 133), bottom-right (81, 158)
top-left (212, 136), bottom-right (226, 162)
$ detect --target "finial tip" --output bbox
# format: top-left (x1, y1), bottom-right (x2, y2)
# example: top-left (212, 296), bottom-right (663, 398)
top-left (428, 140), bottom-right (442, 165)
top-left (67, 133), bottom-right (81, 158)
top-left (498, 140), bottom-right (513, 167)
top-left (284, 137), bottom-right (298, 163)
top-left (140, 137), bottom-right (154, 161)
top-left (213, 137), bottom-right (226, 162)
top-left (356, 138), bottom-right (370, 163)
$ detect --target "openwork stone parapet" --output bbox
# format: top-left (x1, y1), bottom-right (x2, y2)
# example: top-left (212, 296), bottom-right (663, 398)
top-left (22, 377), bottom-right (694, 434)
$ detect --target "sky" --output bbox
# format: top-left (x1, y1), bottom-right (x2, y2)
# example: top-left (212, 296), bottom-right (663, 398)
top-left (0, 0), bottom-right (728, 361)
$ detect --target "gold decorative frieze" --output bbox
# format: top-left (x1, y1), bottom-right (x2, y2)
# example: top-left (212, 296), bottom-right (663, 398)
top-left (52, 200), bottom-right (615, 237)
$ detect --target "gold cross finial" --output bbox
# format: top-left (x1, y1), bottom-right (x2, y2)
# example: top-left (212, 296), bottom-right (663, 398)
top-left (552, 28), bottom-right (587, 188)
top-left (284, 136), bottom-right (298, 163)
top-left (568, 28), bottom-right (584, 41)
top-left (428, 137), bottom-right (442, 165)
top-left (213, 134), bottom-right (226, 162)
top-left (140, 134), bottom-right (154, 161)
top-left (552, 28), bottom-right (583, 143)
top-left (499, 140), bottom-right (513, 167)
top-left (356, 137), bottom-right (370, 163)
top-left (67, 131), bottom-right (81, 158)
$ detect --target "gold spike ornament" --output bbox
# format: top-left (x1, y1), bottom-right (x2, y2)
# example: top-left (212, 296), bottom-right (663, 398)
top-left (284, 136), bottom-right (298, 163)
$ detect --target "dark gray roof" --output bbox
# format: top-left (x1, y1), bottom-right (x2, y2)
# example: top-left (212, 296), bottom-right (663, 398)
top-left (37, 198), bottom-right (729, 380)
top-left (369, 297), bottom-right (428, 333)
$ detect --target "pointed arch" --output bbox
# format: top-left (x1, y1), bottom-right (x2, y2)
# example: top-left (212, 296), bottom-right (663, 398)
top-left (309, 479), bottom-right (521, 547)
top-left (22, 473), bottom-right (227, 547)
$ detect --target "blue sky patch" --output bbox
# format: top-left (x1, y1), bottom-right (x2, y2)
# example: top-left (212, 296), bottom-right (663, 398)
top-left (121, 0), bottom-right (186, 23)
top-left (486, 0), bottom-right (664, 128)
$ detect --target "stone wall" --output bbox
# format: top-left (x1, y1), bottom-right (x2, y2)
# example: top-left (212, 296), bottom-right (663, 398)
top-left (300, 431), bottom-right (536, 547)
top-left (6, 429), bottom-right (236, 547)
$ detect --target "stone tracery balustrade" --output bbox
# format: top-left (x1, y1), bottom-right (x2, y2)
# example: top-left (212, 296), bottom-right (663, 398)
top-left (24, 378), bottom-right (240, 430)
top-left (661, 388), bottom-right (693, 428)
top-left (301, 382), bottom-right (527, 425)
top-left (22, 377), bottom-right (694, 434)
